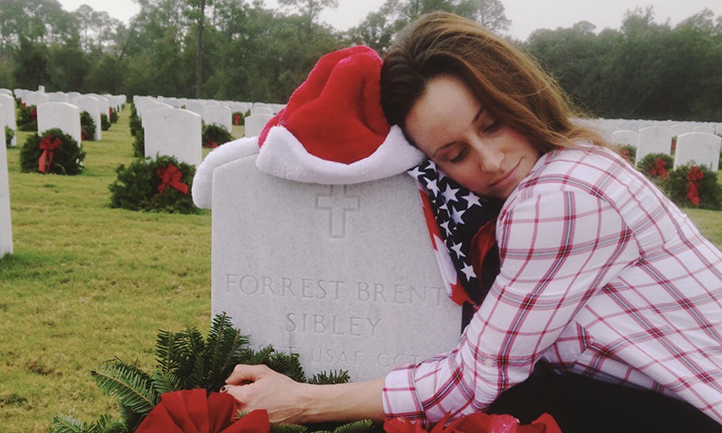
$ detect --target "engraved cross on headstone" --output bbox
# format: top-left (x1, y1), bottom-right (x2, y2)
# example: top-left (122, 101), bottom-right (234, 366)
top-left (316, 185), bottom-right (360, 238)
top-left (164, 113), bottom-right (177, 127)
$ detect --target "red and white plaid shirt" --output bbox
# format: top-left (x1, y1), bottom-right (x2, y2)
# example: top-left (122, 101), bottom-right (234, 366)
top-left (383, 144), bottom-right (722, 424)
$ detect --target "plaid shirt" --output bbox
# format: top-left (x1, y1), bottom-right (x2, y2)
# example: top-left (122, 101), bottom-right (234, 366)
top-left (383, 144), bottom-right (722, 424)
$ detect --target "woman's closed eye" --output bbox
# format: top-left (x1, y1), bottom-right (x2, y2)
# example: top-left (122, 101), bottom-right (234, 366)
top-left (448, 147), bottom-right (468, 163)
top-left (483, 120), bottom-right (501, 134)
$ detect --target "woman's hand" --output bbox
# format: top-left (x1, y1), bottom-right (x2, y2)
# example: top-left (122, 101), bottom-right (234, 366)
top-left (224, 364), bottom-right (311, 424)
top-left (224, 364), bottom-right (386, 425)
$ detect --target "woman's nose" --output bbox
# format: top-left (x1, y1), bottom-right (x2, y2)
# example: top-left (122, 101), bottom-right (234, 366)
top-left (474, 140), bottom-right (503, 173)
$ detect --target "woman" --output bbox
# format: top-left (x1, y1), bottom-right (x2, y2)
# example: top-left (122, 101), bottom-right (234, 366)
top-left (225, 12), bottom-right (722, 431)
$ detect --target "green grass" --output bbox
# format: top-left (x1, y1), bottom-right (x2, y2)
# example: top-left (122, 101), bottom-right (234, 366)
top-left (0, 113), bottom-right (721, 432)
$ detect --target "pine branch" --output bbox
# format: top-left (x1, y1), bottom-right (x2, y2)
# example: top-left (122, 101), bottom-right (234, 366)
top-left (307, 370), bottom-right (350, 385)
top-left (202, 313), bottom-right (249, 392)
top-left (155, 330), bottom-right (184, 374)
top-left (239, 345), bottom-right (276, 365)
top-left (267, 351), bottom-right (306, 383)
top-left (49, 414), bottom-right (85, 433)
top-left (151, 370), bottom-right (182, 395)
top-left (271, 424), bottom-right (310, 433)
top-left (91, 360), bottom-right (158, 416)
top-left (175, 327), bottom-right (205, 389)
top-left (333, 420), bottom-right (374, 433)
top-left (88, 414), bottom-right (127, 433)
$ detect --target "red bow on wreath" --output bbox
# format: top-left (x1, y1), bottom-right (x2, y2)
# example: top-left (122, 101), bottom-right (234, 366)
top-left (234, 114), bottom-right (242, 125)
top-left (384, 412), bottom-right (562, 433)
top-left (30, 107), bottom-right (37, 121)
top-left (157, 163), bottom-right (189, 195)
top-left (650, 157), bottom-right (668, 179)
top-left (686, 166), bottom-right (704, 206)
top-left (204, 140), bottom-right (219, 149)
top-left (38, 135), bottom-right (63, 174)
top-left (135, 389), bottom-right (270, 433)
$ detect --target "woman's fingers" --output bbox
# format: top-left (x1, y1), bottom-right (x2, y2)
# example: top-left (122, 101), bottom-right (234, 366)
top-left (226, 363), bottom-right (271, 385)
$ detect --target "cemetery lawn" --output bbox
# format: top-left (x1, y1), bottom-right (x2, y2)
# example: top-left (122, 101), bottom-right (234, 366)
top-left (0, 112), bottom-right (720, 432)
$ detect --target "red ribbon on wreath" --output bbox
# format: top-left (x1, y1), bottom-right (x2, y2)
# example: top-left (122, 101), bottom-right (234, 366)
top-left (38, 135), bottom-right (63, 174)
top-left (204, 140), bottom-right (219, 149)
top-left (686, 166), bottom-right (704, 206)
top-left (30, 107), bottom-right (37, 122)
top-left (135, 389), bottom-right (270, 433)
top-left (234, 114), bottom-right (242, 125)
top-left (650, 157), bottom-right (668, 179)
top-left (157, 163), bottom-right (189, 195)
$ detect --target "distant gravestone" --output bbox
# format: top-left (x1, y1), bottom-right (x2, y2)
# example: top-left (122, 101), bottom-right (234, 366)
top-left (37, 102), bottom-right (82, 145)
top-left (49, 92), bottom-right (69, 103)
top-left (203, 105), bottom-right (232, 132)
top-left (693, 126), bottom-right (716, 135)
top-left (32, 93), bottom-right (50, 106)
top-left (611, 130), bottom-right (639, 148)
top-left (635, 126), bottom-right (673, 165)
top-left (244, 107), bottom-right (274, 137)
top-left (184, 101), bottom-right (205, 117)
top-left (0, 94), bottom-right (17, 146)
top-left (139, 102), bottom-right (173, 123)
top-left (671, 124), bottom-right (694, 137)
top-left (144, 108), bottom-right (202, 166)
top-left (0, 108), bottom-right (12, 258)
top-left (73, 96), bottom-right (103, 141)
top-left (211, 155), bottom-right (463, 381)
top-left (674, 132), bottom-right (721, 172)
top-left (87, 94), bottom-right (111, 118)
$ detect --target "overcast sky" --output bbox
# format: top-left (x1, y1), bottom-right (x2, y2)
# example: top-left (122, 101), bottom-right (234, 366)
top-left (56, 0), bottom-right (722, 41)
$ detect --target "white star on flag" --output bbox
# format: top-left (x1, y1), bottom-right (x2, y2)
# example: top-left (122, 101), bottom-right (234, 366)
top-left (463, 192), bottom-right (481, 208)
top-left (442, 185), bottom-right (460, 203)
top-left (461, 263), bottom-right (476, 281)
top-left (440, 221), bottom-right (452, 236)
top-left (450, 241), bottom-right (465, 258)
top-left (425, 178), bottom-right (440, 195)
top-left (451, 207), bottom-right (466, 224)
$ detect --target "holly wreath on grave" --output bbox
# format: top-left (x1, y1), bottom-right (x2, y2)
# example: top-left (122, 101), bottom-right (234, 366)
top-left (202, 122), bottom-right (234, 148)
top-left (663, 163), bottom-right (722, 210)
top-left (19, 128), bottom-right (86, 175)
top-left (637, 152), bottom-right (673, 185)
top-left (108, 154), bottom-right (198, 214)
top-left (81, 111), bottom-right (97, 141)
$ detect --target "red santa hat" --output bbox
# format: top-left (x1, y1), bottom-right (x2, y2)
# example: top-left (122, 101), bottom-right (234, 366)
top-left (192, 45), bottom-right (424, 209)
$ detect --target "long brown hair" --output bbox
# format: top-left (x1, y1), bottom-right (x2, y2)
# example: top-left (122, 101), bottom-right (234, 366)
top-left (380, 11), bottom-right (608, 153)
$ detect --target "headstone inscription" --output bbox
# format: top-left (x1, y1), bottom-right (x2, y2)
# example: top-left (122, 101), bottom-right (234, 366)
top-left (0, 94), bottom-right (17, 146)
top-left (144, 108), bottom-right (202, 167)
top-left (211, 155), bottom-right (463, 382)
top-left (0, 107), bottom-right (12, 257)
top-left (673, 132), bottom-right (721, 172)
top-left (36, 102), bottom-right (82, 145)
top-left (635, 126), bottom-right (673, 165)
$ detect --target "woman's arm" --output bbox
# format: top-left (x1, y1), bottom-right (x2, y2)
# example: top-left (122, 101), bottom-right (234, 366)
top-left (225, 364), bottom-right (386, 424)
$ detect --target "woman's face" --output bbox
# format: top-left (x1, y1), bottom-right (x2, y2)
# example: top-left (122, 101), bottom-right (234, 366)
top-left (405, 75), bottom-right (541, 200)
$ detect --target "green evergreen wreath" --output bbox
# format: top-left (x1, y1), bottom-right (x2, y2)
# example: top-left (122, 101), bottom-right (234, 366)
top-left (202, 123), bottom-right (233, 148)
top-left (101, 113), bottom-right (111, 131)
top-left (615, 144), bottom-right (636, 165)
top-left (129, 104), bottom-right (142, 138)
top-left (232, 111), bottom-right (245, 126)
top-left (131, 126), bottom-right (145, 158)
top-left (110, 107), bottom-right (119, 123)
top-left (662, 164), bottom-right (722, 210)
top-left (47, 314), bottom-right (375, 433)
top-left (81, 111), bottom-right (97, 141)
top-left (19, 128), bottom-right (86, 175)
top-left (109, 155), bottom-right (197, 214)
top-left (637, 153), bottom-right (674, 185)
top-left (17, 104), bottom-right (38, 131)
top-left (5, 126), bottom-right (14, 148)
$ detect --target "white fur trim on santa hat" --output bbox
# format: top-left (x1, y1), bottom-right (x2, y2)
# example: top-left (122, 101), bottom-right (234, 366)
top-left (256, 124), bottom-right (425, 184)
top-left (191, 137), bottom-right (260, 209)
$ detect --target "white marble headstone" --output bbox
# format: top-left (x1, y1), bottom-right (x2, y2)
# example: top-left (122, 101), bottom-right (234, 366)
top-left (202, 105), bottom-right (232, 132)
top-left (36, 102), bottom-right (82, 145)
top-left (244, 107), bottom-right (274, 138)
top-left (0, 94), bottom-right (16, 146)
top-left (674, 132), bottom-right (721, 172)
top-left (73, 96), bottom-right (102, 141)
top-left (611, 130), bottom-right (639, 148)
top-left (144, 108), bottom-right (202, 167)
top-left (635, 126), bottom-right (673, 165)
top-left (693, 126), bottom-right (716, 135)
top-left (211, 155), bottom-right (463, 381)
top-left (0, 111), bottom-right (12, 257)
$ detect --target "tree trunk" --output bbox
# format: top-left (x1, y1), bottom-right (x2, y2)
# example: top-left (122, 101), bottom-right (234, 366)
top-left (195, 0), bottom-right (206, 99)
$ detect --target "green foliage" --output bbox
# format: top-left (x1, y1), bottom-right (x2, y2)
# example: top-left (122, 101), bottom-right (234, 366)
top-left (614, 144), bottom-right (636, 165)
top-left (108, 155), bottom-right (198, 214)
top-left (101, 113), bottom-right (111, 131)
top-left (5, 126), bottom-right (14, 147)
top-left (81, 111), bottom-right (97, 141)
top-left (17, 104), bottom-right (37, 131)
top-left (90, 360), bottom-right (159, 416)
top-left (637, 153), bottom-right (674, 185)
top-left (129, 105), bottom-right (141, 138)
top-left (48, 414), bottom-right (127, 433)
top-left (663, 164), bottom-right (722, 210)
top-left (110, 108), bottom-right (119, 123)
top-left (308, 370), bottom-right (351, 385)
top-left (19, 128), bottom-right (86, 175)
top-left (202, 122), bottom-right (234, 148)
top-left (233, 111), bottom-right (245, 126)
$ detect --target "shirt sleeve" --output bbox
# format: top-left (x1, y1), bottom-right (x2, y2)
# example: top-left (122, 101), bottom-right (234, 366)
top-left (382, 190), bottom-right (641, 423)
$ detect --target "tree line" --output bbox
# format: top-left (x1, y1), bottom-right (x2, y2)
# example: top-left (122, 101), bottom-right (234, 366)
top-left (0, 0), bottom-right (720, 121)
